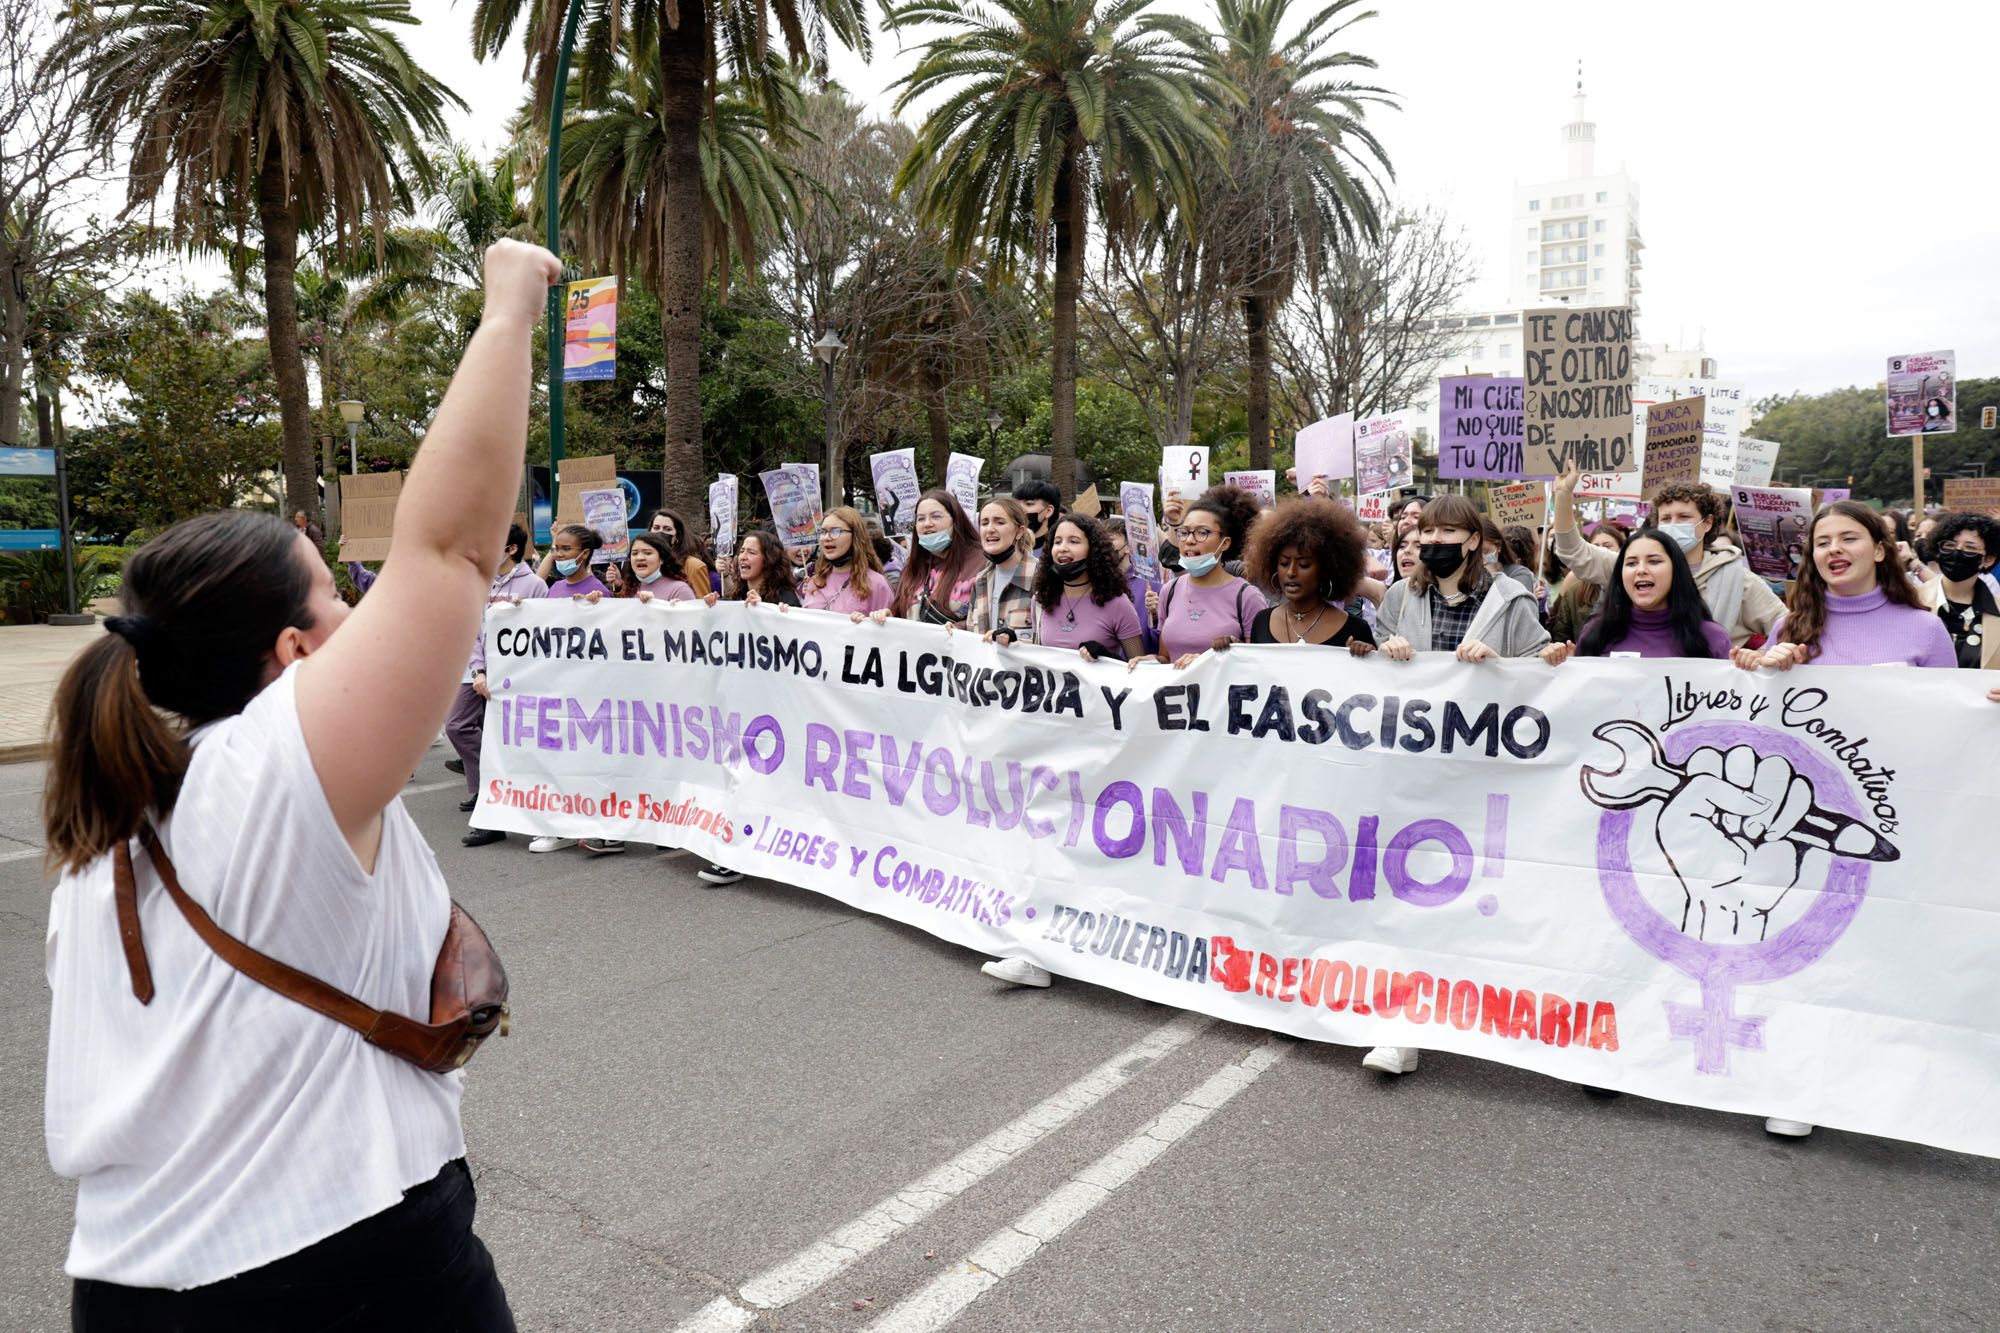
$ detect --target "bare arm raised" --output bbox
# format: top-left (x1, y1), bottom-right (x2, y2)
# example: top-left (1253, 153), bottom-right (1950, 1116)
top-left (294, 241), bottom-right (563, 864)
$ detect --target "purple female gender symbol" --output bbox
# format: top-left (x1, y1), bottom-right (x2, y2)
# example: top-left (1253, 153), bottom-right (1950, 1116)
top-left (1594, 721), bottom-right (1873, 1075)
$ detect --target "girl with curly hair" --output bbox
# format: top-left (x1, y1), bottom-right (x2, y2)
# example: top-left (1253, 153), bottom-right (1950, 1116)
top-left (1241, 499), bottom-right (1377, 651)
top-left (1031, 515), bottom-right (1143, 662)
top-left (1151, 485), bottom-right (1264, 668)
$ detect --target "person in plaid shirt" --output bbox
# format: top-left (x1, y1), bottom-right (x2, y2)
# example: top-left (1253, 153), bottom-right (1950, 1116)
top-left (971, 497), bottom-right (1040, 642)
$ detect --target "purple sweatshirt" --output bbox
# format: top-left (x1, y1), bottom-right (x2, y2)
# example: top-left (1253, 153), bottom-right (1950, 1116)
top-left (1768, 586), bottom-right (1956, 667)
top-left (1586, 605), bottom-right (1732, 659)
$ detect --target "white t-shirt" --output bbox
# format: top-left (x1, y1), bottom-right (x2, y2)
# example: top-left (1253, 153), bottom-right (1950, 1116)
top-left (44, 666), bottom-right (464, 1289)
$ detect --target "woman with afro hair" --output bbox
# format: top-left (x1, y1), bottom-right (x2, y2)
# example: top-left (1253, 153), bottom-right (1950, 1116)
top-left (1241, 498), bottom-right (1377, 652)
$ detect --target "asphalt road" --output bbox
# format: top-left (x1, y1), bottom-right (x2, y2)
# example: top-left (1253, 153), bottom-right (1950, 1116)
top-left (4, 746), bottom-right (1996, 1331)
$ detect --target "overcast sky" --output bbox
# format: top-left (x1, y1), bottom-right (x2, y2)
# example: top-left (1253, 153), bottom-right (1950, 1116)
top-left (408, 0), bottom-right (1998, 405)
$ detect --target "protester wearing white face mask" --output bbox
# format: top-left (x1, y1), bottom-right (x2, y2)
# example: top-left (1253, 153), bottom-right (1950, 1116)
top-left (1551, 467), bottom-right (1783, 648)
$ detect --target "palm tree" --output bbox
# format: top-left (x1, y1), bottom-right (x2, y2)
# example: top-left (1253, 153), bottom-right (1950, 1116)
top-left (557, 48), bottom-right (802, 458)
top-left (888, 0), bottom-right (1219, 497)
top-left (50, 0), bottom-right (460, 523)
top-left (472, 0), bottom-right (869, 529)
top-left (1173, 0), bottom-right (1392, 470)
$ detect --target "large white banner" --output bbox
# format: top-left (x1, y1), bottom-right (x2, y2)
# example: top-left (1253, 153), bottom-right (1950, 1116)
top-left (477, 601), bottom-right (2000, 1157)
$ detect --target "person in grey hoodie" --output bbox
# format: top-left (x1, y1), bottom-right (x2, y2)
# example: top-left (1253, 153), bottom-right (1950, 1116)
top-left (1549, 465), bottom-right (1783, 648)
top-left (1376, 493), bottom-right (1549, 664)
top-left (1363, 493), bottom-right (1548, 1080)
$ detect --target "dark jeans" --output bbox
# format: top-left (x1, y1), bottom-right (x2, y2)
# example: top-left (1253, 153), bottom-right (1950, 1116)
top-left (446, 683), bottom-right (486, 799)
top-left (73, 1158), bottom-right (515, 1332)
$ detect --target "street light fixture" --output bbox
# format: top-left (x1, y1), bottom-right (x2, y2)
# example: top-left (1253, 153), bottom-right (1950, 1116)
top-left (814, 331), bottom-right (846, 511)
top-left (337, 399), bottom-right (364, 473)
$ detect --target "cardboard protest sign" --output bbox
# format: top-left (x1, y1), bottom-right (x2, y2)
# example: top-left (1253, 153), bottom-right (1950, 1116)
top-left (1354, 412), bottom-right (1415, 496)
top-left (1523, 305), bottom-right (1635, 476)
top-left (1162, 446), bottom-right (1210, 505)
top-left (708, 476), bottom-right (739, 561)
top-left (760, 466), bottom-right (823, 550)
top-left (335, 471), bottom-right (402, 562)
top-left (1224, 470), bottom-right (1277, 510)
top-left (1438, 377), bottom-right (1526, 479)
top-left (869, 448), bottom-right (921, 536)
top-left (562, 277), bottom-right (618, 382)
top-left (578, 487), bottom-right (629, 562)
top-left (1942, 477), bottom-right (2000, 513)
top-left (1488, 481), bottom-right (1548, 531)
top-left (1633, 378), bottom-right (1744, 488)
top-left (1071, 484), bottom-right (1103, 518)
top-left (1887, 350), bottom-right (1955, 436)
top-left (1293, 413), bottom-right (1354, 488)
top-left (1734, 437), bottom-right (1781, 488)
top-left (1355, 491), bottom-right (1390, 523)
top-left (945, 452), bottom-right (983, 522)
top-left (1641, 397), bottom-right (1706, 500)
top-left (1119, 482), bottom-right (1160, 585)
top-left (555, 454), bottom-right (618, 526)
top-left (1732, 485), bottom-right (1814, 583)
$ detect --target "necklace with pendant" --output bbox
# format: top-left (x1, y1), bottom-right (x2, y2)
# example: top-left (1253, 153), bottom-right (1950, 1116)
top-left (1288, 603), bottom-right (1326, 643)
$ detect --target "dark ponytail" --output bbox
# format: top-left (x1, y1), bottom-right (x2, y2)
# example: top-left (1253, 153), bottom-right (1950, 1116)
top-left (44, 511), bottom-right (316, 872)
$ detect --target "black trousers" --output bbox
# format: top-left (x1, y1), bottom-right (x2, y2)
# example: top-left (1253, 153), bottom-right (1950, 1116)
top-left (72, 1158), bottom-right (515, 1332)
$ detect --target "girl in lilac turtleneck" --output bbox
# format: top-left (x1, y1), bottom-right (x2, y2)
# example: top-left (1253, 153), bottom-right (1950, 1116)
top-left (1540, 527), bottom-right (1729, 667)
top-left (1734, 501), bottom-right (1953, 671)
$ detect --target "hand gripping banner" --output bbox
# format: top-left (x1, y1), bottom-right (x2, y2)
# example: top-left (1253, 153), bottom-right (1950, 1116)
top-left (476, 600), bottom-right (2000, 1156)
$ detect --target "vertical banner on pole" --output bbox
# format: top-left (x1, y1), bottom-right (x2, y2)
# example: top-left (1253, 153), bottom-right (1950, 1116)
top-left (562, 277), bottom-right (618, 382)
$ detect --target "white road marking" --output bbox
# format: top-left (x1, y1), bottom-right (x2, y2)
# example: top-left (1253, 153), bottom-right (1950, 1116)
top-left (868, 1038), bottom-right (1290, 1333)
top-left (0, 845), bottom-right (44, 864)
top-left (673, 1012), bottom-right (1213, 1333)
top-left (406, 780), bottom-right (463, 796)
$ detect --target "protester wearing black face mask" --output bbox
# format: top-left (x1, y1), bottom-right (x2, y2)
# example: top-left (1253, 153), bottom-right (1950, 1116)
top-left (1918, 512), bottom-right (2000, 667)
top-left (1012, 480), bottom-right (1062, 556)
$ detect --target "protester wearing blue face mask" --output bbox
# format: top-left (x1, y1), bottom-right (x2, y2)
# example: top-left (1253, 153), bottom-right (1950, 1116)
top-left (537, 525), bottom-right (611, 601)
top-left (1552, 469), bottom-right (1782, 648)
top-left (880, 489), bottom-right (981, 628)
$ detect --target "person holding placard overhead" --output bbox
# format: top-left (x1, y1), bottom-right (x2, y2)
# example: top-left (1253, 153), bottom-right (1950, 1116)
top-left (1364, 493), bottom-right (1547, 1078)
top-left (40, 240), bottom-right (556, 1327)
top-left (1551, 465), bottom-right (1782, 647)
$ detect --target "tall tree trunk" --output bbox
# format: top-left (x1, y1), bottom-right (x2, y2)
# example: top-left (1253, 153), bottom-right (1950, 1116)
top-left (1243, 283), bottom-right (1272, 471)
top-left (1048, 148), bottom-right (1082, 499)
top-left (923, 360), bottom-right (951, 478)
top-left (0, 260), bottom-right (24, 447)
top-left (658, 5), bottom-right (709, 534)
top-left (317, 339), bottom-right (341, 537)
top-left (257, 157), bottom-right (318, 525)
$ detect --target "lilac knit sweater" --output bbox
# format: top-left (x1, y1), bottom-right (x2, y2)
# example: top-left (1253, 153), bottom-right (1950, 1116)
top-left (1768, 586), bottom-right (1955, 667)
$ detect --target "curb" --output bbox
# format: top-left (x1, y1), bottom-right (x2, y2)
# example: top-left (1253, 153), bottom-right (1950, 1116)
top-left (0, 740), bottom-right (47, 766)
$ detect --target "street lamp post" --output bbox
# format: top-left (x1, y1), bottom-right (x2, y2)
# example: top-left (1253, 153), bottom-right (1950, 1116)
top-left (337, 400), bottom-right (364, 474)
top-left (814, 330), bottom-right (846, 512)
top-left (986, 408), bottom-right (1002, 457)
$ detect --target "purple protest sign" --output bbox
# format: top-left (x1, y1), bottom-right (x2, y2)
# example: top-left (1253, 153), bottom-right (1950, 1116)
top-left (1437, 377), bottom-right (1526, 479)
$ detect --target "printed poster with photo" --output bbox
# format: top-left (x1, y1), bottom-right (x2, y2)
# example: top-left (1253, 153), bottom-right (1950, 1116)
top-left (1354, 412), bottom-right (1414, 497)
top-left (870, 448), bottom-right (921, 535)
top-left (1731, 485), bottom-right (1814, 583)
top-left (1886, 350), bottom-right (1955, 436)
top-left (1120, 482), bottom-right (1160, 585)
top-left (1223, 470), bottom-right (1277, 510)
top-left (760, 466), bottom-right (823, 551)
top-left (945, 452), bottom-right (984, 522)
top-left (708, 475), bottom-right (739, 562)
top-left (578, 486), bottom-right (630, 562)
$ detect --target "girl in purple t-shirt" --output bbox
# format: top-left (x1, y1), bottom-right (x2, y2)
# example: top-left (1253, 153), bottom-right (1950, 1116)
top-left (624, 532), bottom-right (696, 603)
top-left (1032, 516), bottom-right (1145, 661)
top-left (1151, 486), bottom-right (1264, 666)
top-left (541, 524), bottom-right (611, 601)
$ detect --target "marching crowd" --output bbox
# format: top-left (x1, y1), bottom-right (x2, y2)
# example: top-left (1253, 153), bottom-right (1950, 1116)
top-left (36, 239), bottom-right (1999, 1323)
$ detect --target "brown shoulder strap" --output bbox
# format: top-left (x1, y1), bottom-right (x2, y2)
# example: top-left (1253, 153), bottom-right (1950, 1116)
top-left (112, 842), bottom-right (155, 1004)
top-left (129, 828), bottom-right (440, 1054)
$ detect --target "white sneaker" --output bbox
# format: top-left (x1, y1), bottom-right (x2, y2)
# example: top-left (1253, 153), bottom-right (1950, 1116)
top-left (1362, 1045), bottom-right (1420, 1074)
top-left (697, 864), bottom-right (745, 885)
top-left (528, 836), bottom-right (577, 853)
top-left (1764, 1117), bottom-right (1814, 1138)
top-left (981, 958), bottom-right (1053, 987)
top-left (581, 838), bottom-right (626, 855)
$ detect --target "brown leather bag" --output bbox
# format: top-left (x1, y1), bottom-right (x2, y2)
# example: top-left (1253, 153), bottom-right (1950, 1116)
top-left (113, 826), bottom-right (509, 1073)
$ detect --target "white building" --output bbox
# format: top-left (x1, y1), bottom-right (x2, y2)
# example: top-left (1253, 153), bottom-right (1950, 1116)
top-left (1412, 74), bottom-right (1708, 444)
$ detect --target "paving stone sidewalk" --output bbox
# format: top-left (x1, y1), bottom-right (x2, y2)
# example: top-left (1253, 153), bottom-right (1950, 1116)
top-left (0, 623), bottom-right (103, 762)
